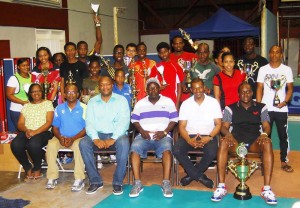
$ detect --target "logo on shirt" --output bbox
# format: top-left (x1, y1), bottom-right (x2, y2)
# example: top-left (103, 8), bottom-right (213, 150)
top-left (252, 111), bottom-right (258, 115)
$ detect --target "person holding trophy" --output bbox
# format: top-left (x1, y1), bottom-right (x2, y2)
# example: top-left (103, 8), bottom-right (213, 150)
top-left (211, 82), bottom-right (277, 205)
top-left (149, 42), bottom-right (184, 110)
top-left (257, 45), bottom-right (294, 173)
top-left (31, 47), bottom-right (61, 107)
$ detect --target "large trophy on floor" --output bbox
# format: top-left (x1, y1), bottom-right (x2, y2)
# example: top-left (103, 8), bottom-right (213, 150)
top-left (227, 143), bottom-right (258, 200)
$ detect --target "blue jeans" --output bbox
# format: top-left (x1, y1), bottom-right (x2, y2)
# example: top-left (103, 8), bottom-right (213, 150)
top-left (10, 110), bottom-right (20, 131)
top-left (79, 133), bottom-right (129, 186)
top-left (130, 134), bottom-right (173, 158)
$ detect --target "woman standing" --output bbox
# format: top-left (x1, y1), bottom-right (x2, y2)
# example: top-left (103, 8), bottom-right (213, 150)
top-left (32, 47), bottom-right (60, 107)
top-left (11, 83), bottom-right (54, 181)
top-left (6, 58), bottom-right (32, 131)
top-left (213, 52), bottom-right (246, 110)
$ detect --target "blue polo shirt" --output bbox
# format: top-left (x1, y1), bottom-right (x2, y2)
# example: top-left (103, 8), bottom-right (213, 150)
top-left (52, 100), bottom-right (86, 138)
top-left (112, 83), bottom-right (132, 110)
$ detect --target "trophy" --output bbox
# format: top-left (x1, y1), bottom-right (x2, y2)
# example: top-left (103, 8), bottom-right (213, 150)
top-left (242, 63), bottom-right (253, 83)
top-left (156, 65), bottom-right (168, 86)
top-left (66, 70), bottom-right (76, 85)
top-left (91, 1), bottom-right (100, 15)
top-left (227, 143), bottom-right (258, 200)
top-left (123, 56), bottom-right (131, 67)
top-left (270, 78), bottom-right (286, 107)
top-left (183, 61), bottom-right (192, 90)
top-left (179, 28), bottom-right (198, 50)
top-left (41, 68), bottom-right (50, 100)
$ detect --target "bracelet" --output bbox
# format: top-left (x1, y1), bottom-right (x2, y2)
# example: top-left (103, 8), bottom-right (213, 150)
top-left (163, 131), bottom-right (168, 136)
top-left (95, 23), bottom-right (101, 27)
top-left (261, 132), bottom-right (268, 137)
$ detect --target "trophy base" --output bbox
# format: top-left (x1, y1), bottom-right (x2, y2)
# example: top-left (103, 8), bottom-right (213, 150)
top-left (185, 83), bottom-right (191, 90)
top-left (233, 185), bottom-right (252, 200)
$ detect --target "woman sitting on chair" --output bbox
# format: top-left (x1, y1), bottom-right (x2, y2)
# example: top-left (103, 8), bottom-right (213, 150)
top-left (11, 83), bottom-right (54, 181)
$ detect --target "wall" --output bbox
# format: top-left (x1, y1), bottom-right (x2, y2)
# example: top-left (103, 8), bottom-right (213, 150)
top-left (141, 34), bottom-right (169, 54)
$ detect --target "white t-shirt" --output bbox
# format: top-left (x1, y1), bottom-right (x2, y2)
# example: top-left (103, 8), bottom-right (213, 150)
top-left (257, 64), bottom-right (293, 112)
top-left (7, 76), bottom-right (23, 112)
top-left (179, 95), bottom-right (223, 135)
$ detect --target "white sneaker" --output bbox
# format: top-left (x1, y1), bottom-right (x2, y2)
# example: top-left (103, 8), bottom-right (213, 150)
top-left (97, 162), bottom-right (103, 169)
top-left (211, 185), bottom-right (227, 202)
top-left (110, 155), bottom-right (117, 165)
top-left (261, 188), bottom-right (277, 205)
top-left (71, 179), bottom-right (85, 192)
top-left (45, 179), bottom-right (58, 190)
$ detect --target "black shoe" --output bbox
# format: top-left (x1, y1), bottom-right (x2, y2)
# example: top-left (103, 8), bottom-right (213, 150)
top-left (198, 174), bottom-right (214, 188)
top-left (113, 185), bottom-right (123, 195)
top-left (86, 183), bottom-right (103, 194)
top-left (180, 175), bottom-right (194, 186)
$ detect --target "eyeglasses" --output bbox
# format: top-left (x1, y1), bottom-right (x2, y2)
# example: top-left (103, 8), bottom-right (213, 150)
top-left (30, 90), bottom-right (42, 93)
top-left (66, 91), bottom-right (78, 95)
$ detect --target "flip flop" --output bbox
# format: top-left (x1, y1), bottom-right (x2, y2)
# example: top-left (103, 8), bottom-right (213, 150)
top-left (281, 164), bottom-right (294, 173)
top-left (33, 173), bottom-right (44, 182)
top-left (24, 175), bottom-right (34, 182)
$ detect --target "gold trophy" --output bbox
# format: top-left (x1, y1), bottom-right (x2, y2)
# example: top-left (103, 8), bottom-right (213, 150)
top-left (179, 28), bottom-right (198, 50)
top-left (41, 68), bottom-right (50, 100)
top-left (183, 61), bottom-right (192, 90)
top-left (227, 143), bottom-right (258, 200)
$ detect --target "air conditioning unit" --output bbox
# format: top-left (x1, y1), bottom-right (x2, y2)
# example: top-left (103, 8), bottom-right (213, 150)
top-left (12, 0), bottom-right (62, 8)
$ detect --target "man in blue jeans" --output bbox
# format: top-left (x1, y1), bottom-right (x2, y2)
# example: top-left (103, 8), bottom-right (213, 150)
top-left (173, 78), bottom-right (222, 188)
top-left (79, 75), bottom-right (130, 195)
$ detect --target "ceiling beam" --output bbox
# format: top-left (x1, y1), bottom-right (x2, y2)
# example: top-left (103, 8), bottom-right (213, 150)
top-left (172, 0), bottom-right (201, 28)
top-left (138, 0), bottom-right (169, 28)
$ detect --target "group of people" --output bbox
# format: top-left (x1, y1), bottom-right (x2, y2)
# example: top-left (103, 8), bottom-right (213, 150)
top-left (5, 13), bottom-right (294, 206)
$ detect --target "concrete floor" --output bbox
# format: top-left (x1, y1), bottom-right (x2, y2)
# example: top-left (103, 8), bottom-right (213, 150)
top-left (0, 150), bottom-right (299, 208)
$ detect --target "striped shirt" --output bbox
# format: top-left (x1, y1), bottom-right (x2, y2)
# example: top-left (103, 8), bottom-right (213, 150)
top-left (131, 95), bottom-right (178, 132)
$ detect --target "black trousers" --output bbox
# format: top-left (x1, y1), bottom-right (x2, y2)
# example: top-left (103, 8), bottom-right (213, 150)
top-left (11, 131), bottom-right (53, 172)
top-left (268, 111), bottom-right (289, 163)
top-left (173, 136), bottom-right (218, 180)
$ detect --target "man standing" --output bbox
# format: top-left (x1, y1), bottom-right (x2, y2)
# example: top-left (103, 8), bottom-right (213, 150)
top-left (211, 82), bottom-right (277, 205)
top-left (257, 45), bottom-right (294, 172)
top-left (237, 37), bottom-right (268, 98)
top-left (46, 84), bottom-right (86, 191)
top-left (190, 43), bottom-right (220, 96)
top-left (129, 78), bottom-right (178, 198)
top-left (173, 78), bottom-right (222, 188)
top-left (150, 42), bottom-right (184, 110)
top-left (79, 76), bottom-right (130, 195)
top-left (170, 36), bottom-right (198, 102)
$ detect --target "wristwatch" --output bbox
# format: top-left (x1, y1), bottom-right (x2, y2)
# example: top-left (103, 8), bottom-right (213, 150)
top-left (163, 131), bottom-right (168, 136)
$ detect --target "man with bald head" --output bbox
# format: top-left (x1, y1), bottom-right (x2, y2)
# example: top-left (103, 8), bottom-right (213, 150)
top-left (79, 76), bottom-right (130, 195)
top-left (257, 45), bottom-right (294, 173)
top-left (190, 43), bottom-right (220, 96)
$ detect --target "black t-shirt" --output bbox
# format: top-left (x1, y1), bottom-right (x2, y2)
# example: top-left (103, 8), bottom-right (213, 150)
top-left (60, 61), bottom-right (89, 91)
top-left (236, 55), bottom-right (268, 98)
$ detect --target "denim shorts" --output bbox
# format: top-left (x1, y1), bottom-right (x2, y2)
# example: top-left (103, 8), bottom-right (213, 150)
top-left (130, 134), bottom-right (173, 158)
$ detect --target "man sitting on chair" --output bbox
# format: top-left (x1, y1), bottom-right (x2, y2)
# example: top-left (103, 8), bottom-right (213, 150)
top-left (129, 78), bottom-right (178, 198)
top-left (211, 82), bottom-right (277, 205)
top-left (46, 84), bottom-right (86, 191)
top-left (173, 78), bottom-right (222, 188)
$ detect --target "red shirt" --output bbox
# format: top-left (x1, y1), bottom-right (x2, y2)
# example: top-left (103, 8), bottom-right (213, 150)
top-left (31, 62), bottom-right (61, 101)
top-left (213, 69), bottom-right (246, 109)
top-left (150, 61), bottom-right (184, 104)
top-left (170, 52), bottom-right (198, 102)
top-left (130, 58), bottom-right (156, 101)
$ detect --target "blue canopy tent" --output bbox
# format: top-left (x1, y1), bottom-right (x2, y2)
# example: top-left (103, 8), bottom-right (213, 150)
top-left (169, 8), bottom-right (260, 39)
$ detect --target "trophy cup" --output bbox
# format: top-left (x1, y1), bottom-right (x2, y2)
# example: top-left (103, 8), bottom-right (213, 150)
top-left (178, 28), bottom-right (198, 50)
top-left (123, 56), bottom-right (131, 67)
top-left (66, 70), bottom-right (76, 85)
top-left (227, 143), bottom-right (259, 200)
top-left (156, 65), bottom-right (168, 87)
top-left (242, 63), bottom-right (253, 83)
top-left (270, 78), bottom-right (286, 107)
top-left (183, 61), bottom-right (192, 90)
top-left (91, 1), bottom-right (100, 15)
top-left (41, 68), bottom-right (50, 100)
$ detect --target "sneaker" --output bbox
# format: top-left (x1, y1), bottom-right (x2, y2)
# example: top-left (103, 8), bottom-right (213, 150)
top-left (97, 162), bottom-right (103, 169)
top-left (129, 181), bottom-right (144, 198)
top-left (261, 188), bottom-right (277, 205)
top-left (86, 183), bottom-right (103, 195)
top-left (45, 179), bottom-right (58, 189)
top-left (110, 155), bottom-right (117, 165)
top-left (161, 180), bottom-right (173, 198)
top-left (113, 185), bottom-right (123, 195)
top-left (211, 185), bottom-right (227, 202)
top-left (71, 179), bottom-right (85, 192)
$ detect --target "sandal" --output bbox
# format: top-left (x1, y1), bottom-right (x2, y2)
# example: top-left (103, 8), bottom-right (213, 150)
top-left (24, 175), bottom-right (34, 182)
top-left (281, 164), bottom-right (294, 173)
